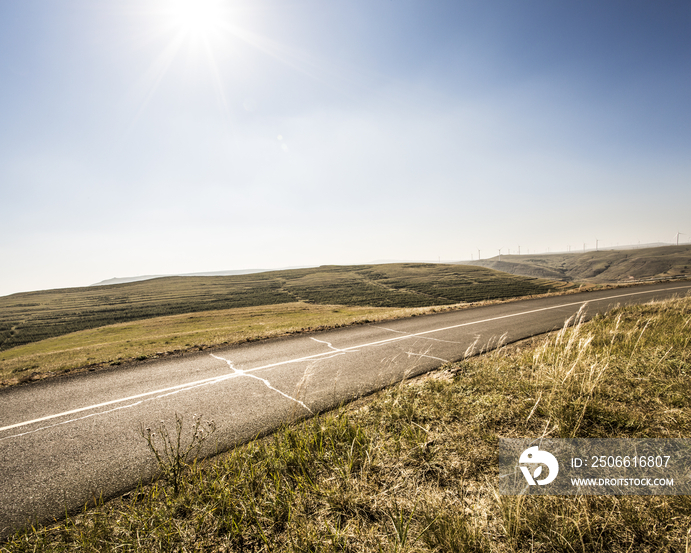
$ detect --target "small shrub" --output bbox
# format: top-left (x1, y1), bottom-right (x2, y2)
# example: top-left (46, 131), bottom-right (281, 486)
top-left (140, 413), bottom-right (216, 495)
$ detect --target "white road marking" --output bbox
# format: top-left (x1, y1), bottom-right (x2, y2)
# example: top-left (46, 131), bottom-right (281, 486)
top-left (0, 374), bottom-right (238, 434)
top-left (2, 284), bottom-right (689, 435)
top-left (0, 374), bottom-right (239, 441)
top-left (0, 400), bottom-right (146, 441)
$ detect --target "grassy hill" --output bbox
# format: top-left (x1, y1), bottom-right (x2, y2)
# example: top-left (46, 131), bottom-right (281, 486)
top-left (0, 263), bottom-right (568, 353)
top-left (467, 244), bottom-right (691, 283)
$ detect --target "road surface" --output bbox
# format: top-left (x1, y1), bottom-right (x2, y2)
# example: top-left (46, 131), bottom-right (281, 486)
top-left (1, 281), bottom-right (690, 536)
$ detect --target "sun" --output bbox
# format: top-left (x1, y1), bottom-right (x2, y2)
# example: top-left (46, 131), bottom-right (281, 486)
top-left (166, 0), bottom-right (227, 39)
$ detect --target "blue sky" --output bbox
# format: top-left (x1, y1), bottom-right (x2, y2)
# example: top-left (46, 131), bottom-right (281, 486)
top-left (1, 0), bottom-right (690, 296)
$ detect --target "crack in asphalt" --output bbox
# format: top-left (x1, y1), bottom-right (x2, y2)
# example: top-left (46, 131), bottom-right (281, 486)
top-left (405, 351), bottom-right (450, 363)
top-left (210, 354), bottom-right (313, 414)
top-left (310, 336), bottom-right (358, 354)
top-left (379, 326), bottom-right (464, 344)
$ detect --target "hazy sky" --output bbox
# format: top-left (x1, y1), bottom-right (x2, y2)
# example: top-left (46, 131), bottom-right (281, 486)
top-left (1, 0), bottom-right (690, 297)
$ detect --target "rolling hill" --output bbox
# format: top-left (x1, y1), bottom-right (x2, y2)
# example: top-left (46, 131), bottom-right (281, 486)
top-left (0, 263), bottom-right (568, 352)
top-left (466, 245), bottom-right (691, 283)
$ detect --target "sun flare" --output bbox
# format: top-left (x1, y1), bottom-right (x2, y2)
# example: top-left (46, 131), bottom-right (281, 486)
top-left (167, 0), bottom-right (227, 38)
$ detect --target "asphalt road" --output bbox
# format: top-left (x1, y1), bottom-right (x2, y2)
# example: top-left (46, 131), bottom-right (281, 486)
top-left (1, 281), bottom-right (690, 536)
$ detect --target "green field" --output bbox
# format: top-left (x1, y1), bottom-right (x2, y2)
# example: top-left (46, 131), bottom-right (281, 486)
top-left (0, 263), bottom-right (568, 353)
top-left (5, 294), bottom-right (689, 551)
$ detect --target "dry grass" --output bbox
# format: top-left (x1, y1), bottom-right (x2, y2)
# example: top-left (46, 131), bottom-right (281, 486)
top-left (0, 302), bottom-right (455, 384)
top-left (3, 295), bottom-right (691, 552)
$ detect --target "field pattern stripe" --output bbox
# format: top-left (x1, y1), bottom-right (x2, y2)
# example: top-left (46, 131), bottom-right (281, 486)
top-left (2, 284), bottom-right (688, 434)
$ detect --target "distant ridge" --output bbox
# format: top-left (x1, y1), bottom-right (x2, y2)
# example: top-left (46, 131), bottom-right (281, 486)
top-left (464, 244), bottom-right (691, 283)
top-left (92, 244), bottom-right (684, 287)
top-left (91, 267), bottom-right (314, 287)
top-left (92, 275), bottom-right (169, 286)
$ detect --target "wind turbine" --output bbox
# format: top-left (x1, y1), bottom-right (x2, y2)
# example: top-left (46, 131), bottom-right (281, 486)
top-left (675, 232), bottom-right (685, 246)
